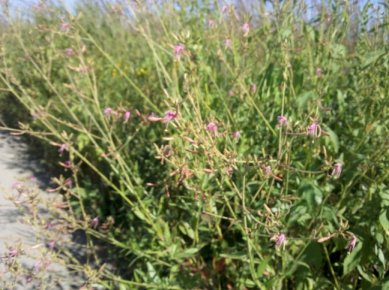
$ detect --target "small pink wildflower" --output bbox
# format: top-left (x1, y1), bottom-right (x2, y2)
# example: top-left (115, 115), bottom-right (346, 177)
top-left (208, 19), bottom-right (216, 28)
top-left (62, 160), bottom-right (72, 169)
top-left (60, 21), bottom-right (71, 32)
top-left (250, 84), bottom-right (257, 94)
top-left (221, 5), bottom-right (230, 13)
top-left (58, 143), bottom-right (68, 156)
top-left (307, 122), bottom-right (321, 137)
top-left (207, 122), bottom-right (218, 133)
top-left (224, 39), bottom-right (232, 50)
top-left (316, 67), bottom-right (322, 77)
top-left (64, 178), bottom-right (73, 188)
top-left (232, 131), bottom-right (241, 139)
top-left (48, 240), bottom-right (56, 250)
top-left (33, 3), bottom-right (44, 12)
top-left (26, 276), bottom-right (33, 283)
top-left (45, 220), bottom-right (56, 230)
top-left (163, 111), bottom-right (177, 123)
top-left (331, 162), bottom-right (343, 178)
top-left (123, 111), bottom-right (131, 123)
top-left (110, 4), bottom-right (122, 14)
top-left (12, 181), bottom-right (23, 192)
top-left (242, 23), bottom-right (250, 36)
top-left (174, 44), bottom-right (185, 59)
top-left (271, 233), bottom-right (286, 248)
top-left (264, 165), bottom-right (272, 176)
top-left (91, 217), bottom-right (99, 229)
top-left (8, 248), bottom-right (19, 258)
top-left (33, 259), bottom-right (51, 273)
top-left (347, 233), bottom-right (357, 252)
top-left (64, 48), bottom-right (75, 57)
top-left (277, 115), bottom-right (288, 126)
top-left (104, 107), bottom-right (113, 117)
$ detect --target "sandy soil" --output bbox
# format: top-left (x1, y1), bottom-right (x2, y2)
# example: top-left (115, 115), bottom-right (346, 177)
top-left (0, 132), bottom-right (82, 289)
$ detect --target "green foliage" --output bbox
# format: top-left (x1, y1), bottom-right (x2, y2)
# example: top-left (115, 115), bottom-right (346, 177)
top-left (0, 0), bottom-right (388, 288)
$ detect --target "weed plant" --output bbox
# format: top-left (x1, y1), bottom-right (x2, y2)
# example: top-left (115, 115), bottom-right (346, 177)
top-left (0, 0), bottom-right (388, 289)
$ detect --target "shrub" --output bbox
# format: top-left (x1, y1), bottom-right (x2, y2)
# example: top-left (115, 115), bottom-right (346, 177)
top-left (0, 0), bottom-right (388, 288)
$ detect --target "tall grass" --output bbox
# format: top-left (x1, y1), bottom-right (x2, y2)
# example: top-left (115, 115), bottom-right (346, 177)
top-left (0, 0), bottom-right (388, 289)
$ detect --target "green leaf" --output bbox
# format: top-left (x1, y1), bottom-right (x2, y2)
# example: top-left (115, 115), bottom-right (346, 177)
top-left (147, 262), bottom-right (160, 282)
top-left (357, 265), bottom-right (372, 283)
top-left (297, 91), bottom-right (315, 109)
top-left (343, 242), bottom-right (363, 275)
top-left (331, 43), bottom-right (347, 58)
top-left (244, 279), bottom-right (256, 287)
top-left (176, 247), bottom-right (200, 259)
top-left (178, 222), bottom-right (195, 240)
top-left (298, 180), bottom-right (323, 211)
top-left (379, 209), bottom-right (389, 232)
top-left (76, 133), bottom-right (90, 151)
top-left (220, 253), bottom-right (247, 261)
top-left (133, 207), bottom-right (147, 222)
top-left (322, 124), bottom-right (339, 153)
top-left (361, 49), bottom-right (386, 69)
top-left (257, 257), bottom-right (270, 277)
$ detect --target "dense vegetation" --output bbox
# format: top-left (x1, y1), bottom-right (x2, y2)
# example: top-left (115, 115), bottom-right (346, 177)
top-left (0, 0), bottom-right (388, 289)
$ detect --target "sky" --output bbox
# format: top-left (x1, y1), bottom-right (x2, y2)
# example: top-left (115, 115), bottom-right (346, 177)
top-left (3, 0), bottom-right (384, 17)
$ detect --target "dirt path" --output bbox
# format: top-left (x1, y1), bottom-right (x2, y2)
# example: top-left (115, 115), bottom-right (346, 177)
top-left (0, 132), bottom-right (81, 289)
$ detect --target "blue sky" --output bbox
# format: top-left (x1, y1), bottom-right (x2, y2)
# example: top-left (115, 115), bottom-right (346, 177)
top-left (5, 0), bottom-right (383, 16)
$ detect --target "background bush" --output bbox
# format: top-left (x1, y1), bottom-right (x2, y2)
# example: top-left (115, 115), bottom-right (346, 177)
top-left (0, 0), bottom-right (388, 289)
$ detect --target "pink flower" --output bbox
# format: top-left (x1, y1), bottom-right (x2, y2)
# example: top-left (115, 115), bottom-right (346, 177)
top-left (277, 115), bottom-right (288, 126)
top-left (232, 131), bottom-right (241, 139)
top-left (33, 259), bottom-right (50, 273)
top-left (8, 248), bottom-right (19, 258)
top-left (208, 19), bottom-right (216, 28)
top-left (163, 111), bottom-right (177, 123)
top-left (12, 181), bottom-right (23, 192)
top-left (123, 111), bottom-right (131, 123)
top-left (250, 84), bottom-right (257, 94)
top-left (91, 217), bottom-right (99, 229)
top-left (60, 21), bottom-right (71, 32)
top-left (224, 39), bottom-right (232, 50)
top-left (242, 23), bottom-right (250, 36)
top-left (33, 3), bottom-right (44, 12)
top-left (58, 143), bottom-right (68, 156)
top-left (62, 160), bottom-right (72, 169)
top-left (347, 233), bottom-right (357, 252)
top-left (104, 107), bottom-right (113, 117)
top-left (48, 240), bottom-right (56, 250)
top-left (271, 233), bottom-right (286, 248)
top-left (207, 122), bottom-right (218, 132)
top-left (221, 5), bottom-right (230, 13)
top-left (174, 44), bottom-right (185, 59)
top-left (64, 178), bottom-right (73, 188)
top-left (316, 67), bottom-right (322, 77)
top-left (64, 48), bottom-right (75, 57)
top-left (264, 165), bottom-right (272, 176)
top-left (331, 162), bottom-right (343, 178)
top-left (307, 122), bottom-right (321, 137)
